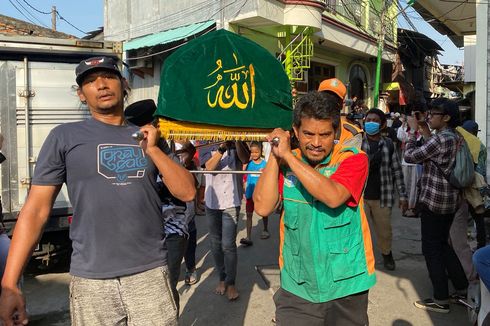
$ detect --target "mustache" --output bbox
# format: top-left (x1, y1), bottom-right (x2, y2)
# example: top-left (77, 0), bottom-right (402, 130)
top-left (97, 91), bottom-right (115, 99)
top-left (306, 145), bottom-right (324, 151)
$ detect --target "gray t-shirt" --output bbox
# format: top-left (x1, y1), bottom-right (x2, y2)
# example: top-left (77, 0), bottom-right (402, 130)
top-left (32, 118), bottom-right (168, 279)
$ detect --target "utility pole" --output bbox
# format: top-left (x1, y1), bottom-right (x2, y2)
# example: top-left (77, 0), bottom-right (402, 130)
top-left (373, 1), bottom-right (417, 107)
top-left (373, 3), bottom-right (385, 108)
top-left (220, 0), bottom-right (225, 29)
top-left (51, 6), bottom-right (57, 31)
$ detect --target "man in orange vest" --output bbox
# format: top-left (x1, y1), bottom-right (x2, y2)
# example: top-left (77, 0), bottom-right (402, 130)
top-left (318, 78), bottom-right (364, 156)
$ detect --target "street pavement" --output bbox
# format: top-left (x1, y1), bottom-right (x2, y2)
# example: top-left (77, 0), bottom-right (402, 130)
top-left (25, 203), bottom-right (473, 326)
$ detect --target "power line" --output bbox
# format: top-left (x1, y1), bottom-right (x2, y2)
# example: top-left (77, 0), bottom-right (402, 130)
top-left (104, 0), bottom-right (220, 39)
top-left (8, 0), bottom-right (89, 35)
top-left (56, 12), bottom-right (87, 35)
top-left (397, 1), bottom-right (417, 31)
top-left (7, 0), bottom-right (36, 25)
top-left (125, 0), bottom-right (246, 61)
top-left (21, 0), bottom-right (51, 15)
top-left (13, 0), bottom-right (48, 27)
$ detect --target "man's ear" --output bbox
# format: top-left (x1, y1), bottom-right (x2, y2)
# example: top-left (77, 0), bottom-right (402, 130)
top-left (122, 77), bottom-right (130, 99)
top-left (293, 126), bottom-right (299, 139)
top-left (77, 87), bottom-right (86, 103)
top-left (443, 114), bottom-right (451, 124)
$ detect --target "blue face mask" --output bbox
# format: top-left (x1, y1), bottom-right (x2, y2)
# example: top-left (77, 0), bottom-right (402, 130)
top-left (364, 121), bottom-right (381, 135)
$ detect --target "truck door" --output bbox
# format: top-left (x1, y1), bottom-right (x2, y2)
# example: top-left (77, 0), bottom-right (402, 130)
top-left (0, 60), bottom-right (90, 225)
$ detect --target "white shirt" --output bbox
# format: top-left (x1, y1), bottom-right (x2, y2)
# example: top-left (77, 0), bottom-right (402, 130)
top-left (200, 146), bottom-right (243, 210)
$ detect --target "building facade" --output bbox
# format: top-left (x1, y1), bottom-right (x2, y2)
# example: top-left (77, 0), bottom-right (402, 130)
top-left (105, 0), bottom-right (398, 109)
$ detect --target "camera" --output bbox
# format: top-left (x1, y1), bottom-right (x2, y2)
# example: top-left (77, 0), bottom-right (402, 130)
top-left (346, 112), bottom-right (364, 121)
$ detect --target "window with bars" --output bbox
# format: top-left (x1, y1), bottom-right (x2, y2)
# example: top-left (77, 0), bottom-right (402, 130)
top-left (325, 0), bottom-right (337, 13)
top-left (308, 62), bottom-right (336, 92)
top-left (336, 0), bottom-right (364, 25)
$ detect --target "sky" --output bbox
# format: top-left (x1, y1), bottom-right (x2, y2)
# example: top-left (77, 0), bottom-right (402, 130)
top-left (397, 0), bottom-right (465, 65)
top-left (2, 0), bottom-right (464, 65)
top-left (2, 0), bottom-right (104, 37)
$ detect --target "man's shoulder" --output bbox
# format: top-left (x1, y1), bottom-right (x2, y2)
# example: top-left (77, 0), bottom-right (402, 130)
top-left (435, 129), bottom-right (458, 143)
top-left (49, 120), bottom-right (88, 137)
top-left (340, 117), bottom-right (363, 135)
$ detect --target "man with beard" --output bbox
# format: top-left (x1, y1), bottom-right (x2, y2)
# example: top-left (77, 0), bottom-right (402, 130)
top-left (254, 91), bottom-right (376, 325)
top-left (0, 57), bottom-right (196, 325)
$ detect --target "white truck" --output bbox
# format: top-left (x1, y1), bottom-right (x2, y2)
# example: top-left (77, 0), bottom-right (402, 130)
top-left (0, 35), bottom-right (122, 266)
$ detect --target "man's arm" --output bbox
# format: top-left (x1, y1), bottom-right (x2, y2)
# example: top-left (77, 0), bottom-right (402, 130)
top-left (253, 155), bottom-right (280, 217)
top-left (391, 143), bottom-right (407, 200)
top-left (282, 153), bottom-right (352, 208)
top-left (403, 116), bottom-right (441, 165)
top-left (259, 128), bottom-right (355, 209)
top-left (139, 125), bottom-right (195, 202)
top-left (204, 148), bottom-right (224, 171)
top-left (235, 141), bottom-right (250, 164)
top-left (0, 185), bottom-right (61, 326)
top-left (404, 133), bottom-right (440, 165)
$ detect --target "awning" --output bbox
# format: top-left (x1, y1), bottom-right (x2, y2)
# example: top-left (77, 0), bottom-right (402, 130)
top-left (382, 82), bottom-right (400, 91)
top-left (436, 81), bottom-right (465, 93)
top-left (123, 21), bottom-right (215, 51)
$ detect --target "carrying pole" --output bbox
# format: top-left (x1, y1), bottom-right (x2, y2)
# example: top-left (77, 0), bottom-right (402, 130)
top-left (189, 170), bottom-right (261, 175)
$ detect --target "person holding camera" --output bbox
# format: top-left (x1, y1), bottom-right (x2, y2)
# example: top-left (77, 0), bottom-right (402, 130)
top-left (405, 98), bottom-right (468, 314)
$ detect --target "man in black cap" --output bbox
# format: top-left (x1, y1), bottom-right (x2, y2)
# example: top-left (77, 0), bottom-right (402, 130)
top-left (0, 56), bottom-right (195, 325)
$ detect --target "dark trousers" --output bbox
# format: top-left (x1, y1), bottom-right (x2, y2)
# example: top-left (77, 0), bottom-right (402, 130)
top-left (468, 204), bottom-right (487, 249)
top-left (274, 288), bottom-right (369, 326)
top-left (184, 220), bottom-right (197, 271)
top-left (420, 206), bottom-right (468, 300)
top-left (165, 233), bottom-right (187, 312)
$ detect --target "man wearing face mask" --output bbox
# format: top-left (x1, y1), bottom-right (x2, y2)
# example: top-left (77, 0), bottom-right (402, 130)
top-left (361, 108), bottom-right (408, 271)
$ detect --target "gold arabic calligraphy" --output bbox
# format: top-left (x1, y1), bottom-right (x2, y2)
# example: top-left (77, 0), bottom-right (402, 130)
top-left (204, 53), bottom-right (256, 110)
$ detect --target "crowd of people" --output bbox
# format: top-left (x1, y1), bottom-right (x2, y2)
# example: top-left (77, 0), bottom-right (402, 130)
top-left (0, 56), bottom-right (490, 325)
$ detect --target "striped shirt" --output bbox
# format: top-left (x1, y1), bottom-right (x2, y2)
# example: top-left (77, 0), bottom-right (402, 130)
top-left (162, 204), bottom-right (188, 238)
top-left (404, 128), bottom-right (460, 214)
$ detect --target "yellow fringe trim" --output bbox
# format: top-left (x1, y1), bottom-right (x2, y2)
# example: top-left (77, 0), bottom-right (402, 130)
top-left (157, 118), bottom-right (272, 141)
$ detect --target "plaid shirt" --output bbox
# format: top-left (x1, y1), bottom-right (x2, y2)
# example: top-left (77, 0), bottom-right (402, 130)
top-left (404, 128), bottom-right (459, 214)
top-left (361, 136), bottom-right (407, 208)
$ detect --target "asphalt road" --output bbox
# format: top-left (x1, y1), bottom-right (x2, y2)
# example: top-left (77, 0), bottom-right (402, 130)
top-left (23, 203), bottom-right (474, 326)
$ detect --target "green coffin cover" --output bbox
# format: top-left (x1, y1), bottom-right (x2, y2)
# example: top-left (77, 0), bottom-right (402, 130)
top-left (156, 29), bottom-right (292, 129)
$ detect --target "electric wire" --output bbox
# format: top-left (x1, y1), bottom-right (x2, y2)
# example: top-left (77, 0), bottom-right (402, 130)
top-left (124, 0), bottom-right (247, 61)
top-left (104, 0), bottom-right (222, 39)
top-left (14, 0), bottom-right (88, 35)
top-left (21, 0), bottom-right (51, 15)
top-left (7, 0), bottom-right (36, 25)
top-left (56, 12), bottom-right (87, 35)
top-left (12, 0), bottom-right (48, 27)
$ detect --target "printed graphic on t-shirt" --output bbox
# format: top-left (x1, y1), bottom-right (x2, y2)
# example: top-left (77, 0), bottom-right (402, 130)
top-left (97, 144), bottom-right (147, 185)
top-left (322, 168), bottom-right (335, 178)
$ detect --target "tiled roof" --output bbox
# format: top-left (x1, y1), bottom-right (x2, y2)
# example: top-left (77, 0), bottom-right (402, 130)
top-left (0, 14), bottom-right (75, 38)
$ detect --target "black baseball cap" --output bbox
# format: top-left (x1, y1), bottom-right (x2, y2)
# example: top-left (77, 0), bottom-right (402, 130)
top-left (75, 56), bottom-right (122, 85)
